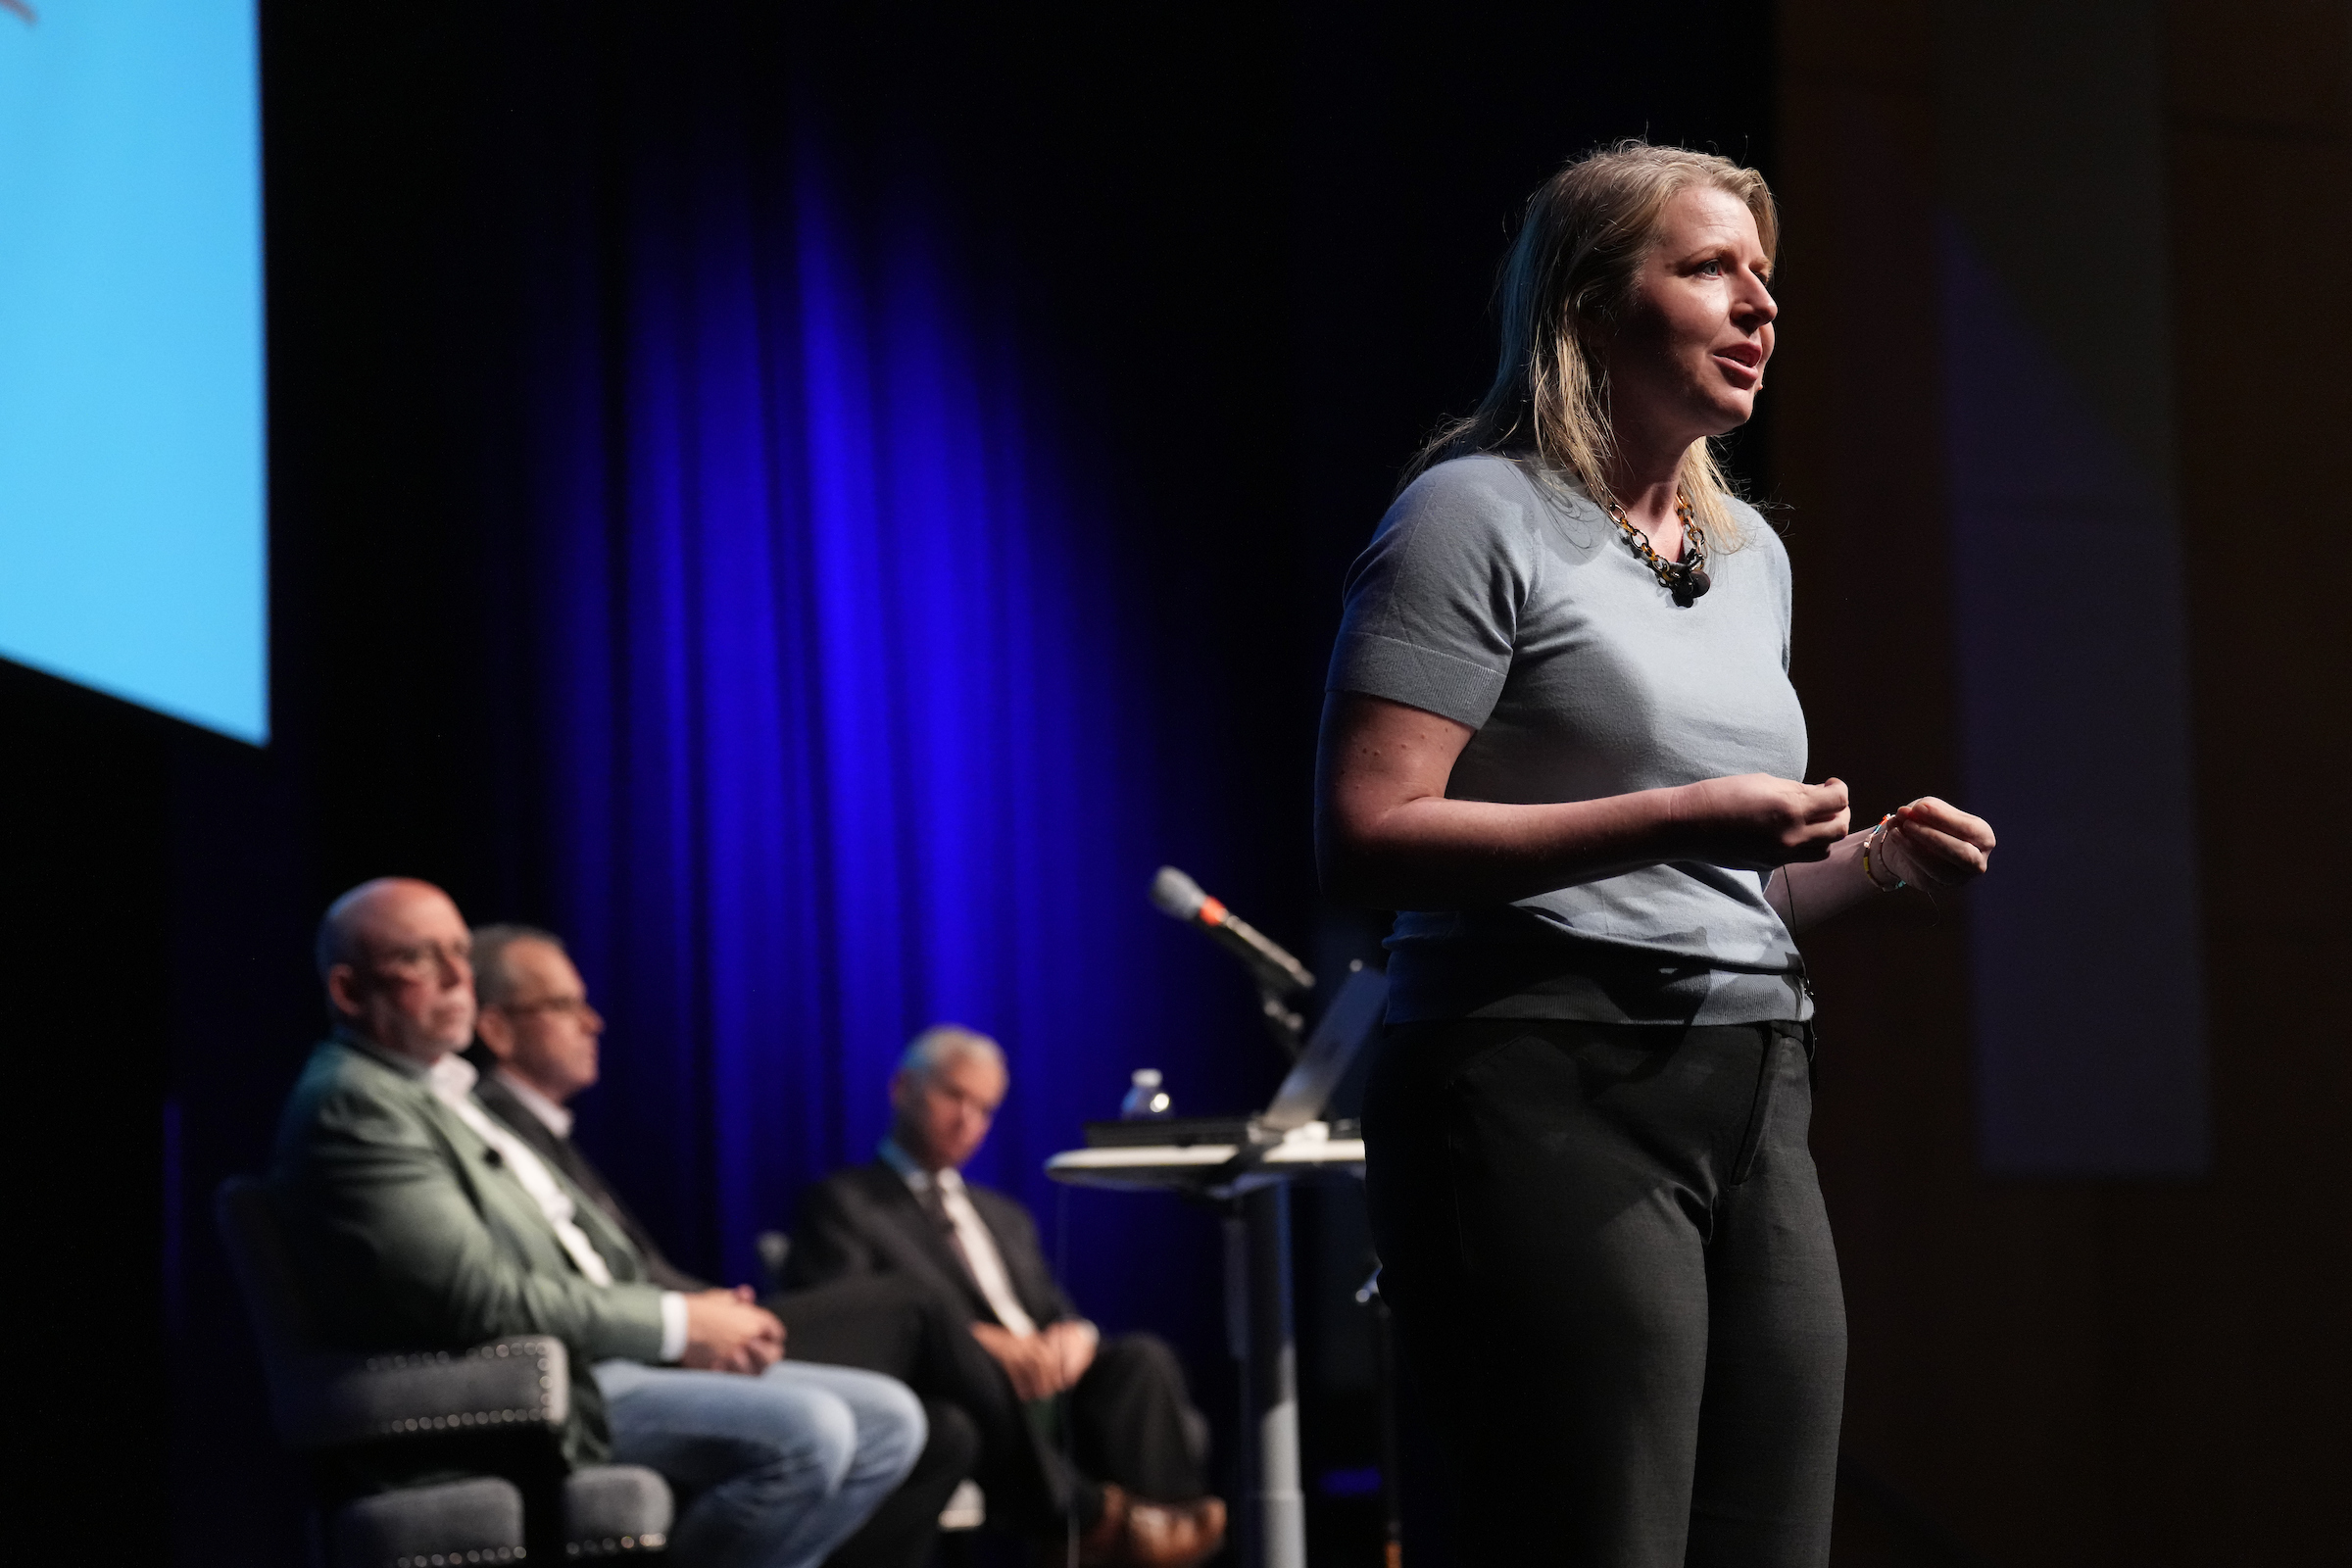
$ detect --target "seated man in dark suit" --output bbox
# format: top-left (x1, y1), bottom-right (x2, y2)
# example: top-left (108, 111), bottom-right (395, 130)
top-left (274, 878), bottom-right (930, 1568)
top-left (465, 922), bottom-right (980, 1568)
top-left (791, 1025), bottom-right (1225, 1568)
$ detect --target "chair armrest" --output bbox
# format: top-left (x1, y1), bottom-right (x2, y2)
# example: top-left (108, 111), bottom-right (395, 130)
top-left (564, 1465), bottom-right (673, 1555)
top-left (273, 1336), bottom-right (570, 1450)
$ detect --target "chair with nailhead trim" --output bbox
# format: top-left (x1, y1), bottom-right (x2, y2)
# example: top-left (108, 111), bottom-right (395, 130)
top-left (218, 1179), bottom-right (674, 1566)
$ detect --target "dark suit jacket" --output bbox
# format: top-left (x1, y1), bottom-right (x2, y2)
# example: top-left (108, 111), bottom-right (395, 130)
top-left (469, 1059), bottom-right (712, 1295)
top-left (788, 1158), bottom-right (1078, 1331)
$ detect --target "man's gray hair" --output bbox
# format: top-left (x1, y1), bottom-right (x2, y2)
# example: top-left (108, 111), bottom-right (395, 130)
top-left (471, 923), bottom-right (568, 1009)
top-left (899, 1023), bottom-right (1005, 1081)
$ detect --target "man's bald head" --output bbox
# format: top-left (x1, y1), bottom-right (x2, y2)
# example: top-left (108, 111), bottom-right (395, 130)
top-left (317, 878), bottom-right (478, 1064)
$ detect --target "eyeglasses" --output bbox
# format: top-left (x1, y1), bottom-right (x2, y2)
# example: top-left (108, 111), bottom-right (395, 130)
top-left (364, 940), bottom-right (471, 981)
top-left (494, 994), bottom-right (596, 1019)
top-left (925, 1078), bottom-right (1002, 1119)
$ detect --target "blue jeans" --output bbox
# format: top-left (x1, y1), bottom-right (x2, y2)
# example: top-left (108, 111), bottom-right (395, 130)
top-left (593, 1358), bottom-right (926, 1568)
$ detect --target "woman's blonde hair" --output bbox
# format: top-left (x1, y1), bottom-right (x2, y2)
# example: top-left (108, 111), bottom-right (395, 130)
top-left (1407, 141), bottom-right (1779, 546)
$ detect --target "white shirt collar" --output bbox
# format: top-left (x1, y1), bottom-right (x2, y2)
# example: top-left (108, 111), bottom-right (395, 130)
top-left (878, 1138), bottom-right (962, 1193)
top-left (493, 1067), bottom-right (574, 1139)
top-left (427, 1051), bottom-right (478, 1099)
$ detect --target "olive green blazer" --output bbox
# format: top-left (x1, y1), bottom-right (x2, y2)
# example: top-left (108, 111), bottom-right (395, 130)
top-left (270, 1035), bottom-right (667, 1462)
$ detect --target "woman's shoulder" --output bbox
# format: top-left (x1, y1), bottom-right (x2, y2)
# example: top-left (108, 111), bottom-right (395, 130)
top-left (1398, 451), bottom-right (1546, 511)
top-left (1721, 497), bottom-right (1788, 569)
top-left (1384, 453), bottom-right (1582, 543)
top-left (1345, 455), bottom-right (1557, 599)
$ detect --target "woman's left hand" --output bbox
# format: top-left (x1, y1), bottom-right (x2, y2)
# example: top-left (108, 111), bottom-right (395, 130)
top-left (1881, 797), bottom-right (1995, 888)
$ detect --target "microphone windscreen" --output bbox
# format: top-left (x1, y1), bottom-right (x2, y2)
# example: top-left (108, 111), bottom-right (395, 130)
top-left (1150, 865), bottom-right (1206, 920)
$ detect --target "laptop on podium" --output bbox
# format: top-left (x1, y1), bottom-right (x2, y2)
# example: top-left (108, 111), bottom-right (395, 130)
top-left (1081, 962), bottom-right (1389, 1150)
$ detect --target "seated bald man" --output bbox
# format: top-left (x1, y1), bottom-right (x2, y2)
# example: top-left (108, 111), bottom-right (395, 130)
top-left (270, 878), bottom-right (925, 1568)
top-left (790, 1026), bottom-right (1225, 1568)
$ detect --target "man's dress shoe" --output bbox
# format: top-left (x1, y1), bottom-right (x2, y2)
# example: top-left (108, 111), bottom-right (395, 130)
top-left (1077, 1482), bottom-right (1228, 1568)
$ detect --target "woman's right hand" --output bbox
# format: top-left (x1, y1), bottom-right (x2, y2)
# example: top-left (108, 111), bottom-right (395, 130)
top-left (1675, 774), bottom-right (1851, 867)
top-left (1318, 694), bottom-right (1860, 906)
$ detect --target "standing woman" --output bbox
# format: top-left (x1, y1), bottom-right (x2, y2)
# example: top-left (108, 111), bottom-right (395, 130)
top-left (1318, 144), bottom-right (1994, 1567)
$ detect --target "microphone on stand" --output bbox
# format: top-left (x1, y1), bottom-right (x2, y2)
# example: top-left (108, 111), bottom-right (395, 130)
top-left (1151, 866), bottom-right (1316, 1058)
top-left (1151, 866), bottom-right (1315, 996)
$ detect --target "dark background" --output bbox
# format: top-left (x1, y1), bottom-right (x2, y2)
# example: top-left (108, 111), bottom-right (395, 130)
top-left (4, 2), bottom-right (2345, 1564)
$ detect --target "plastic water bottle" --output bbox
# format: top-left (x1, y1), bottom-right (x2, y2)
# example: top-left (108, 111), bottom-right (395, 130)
top-left (1120, 1067), bottom-right (1173, 1119)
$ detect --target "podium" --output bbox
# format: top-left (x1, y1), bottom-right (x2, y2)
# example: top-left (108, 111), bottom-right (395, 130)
top-left (1046, 1122), bottom-right (1366, 1568)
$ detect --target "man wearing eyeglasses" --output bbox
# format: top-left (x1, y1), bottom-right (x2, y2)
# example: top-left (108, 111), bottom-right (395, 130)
top-left (467, 923), bottom-right (989, 1568)
top-left (466, 927), bottom-right (660, 1273)
top-left (271, 877), bottom-right (928, 1568)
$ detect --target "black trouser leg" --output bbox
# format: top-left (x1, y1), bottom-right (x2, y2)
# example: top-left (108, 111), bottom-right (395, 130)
top-left (769, 1279), bottom-right (981, 1568)
top-left (1363, 1019), bottom-right (1844, 1568)
top-left (771, 1274), bottom-right (1081, 1537)
top-left (821, 1399), bottom-right (981, 1568)
top-left (1068, 1333), bottom-right (1209, 1503)
top-left (967, 1369), bottom-right (1091, 1538)
top-left (1683, 1036), bottom-right (1847, 1568)
top-left (770, 1274), bottom-right (935, 1374)
top-left (915, 1322), bottom-right (1091, 1539)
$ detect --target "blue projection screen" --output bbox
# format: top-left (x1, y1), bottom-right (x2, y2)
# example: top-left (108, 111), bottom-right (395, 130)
top-left (0, 0), bottom-right (267, 743)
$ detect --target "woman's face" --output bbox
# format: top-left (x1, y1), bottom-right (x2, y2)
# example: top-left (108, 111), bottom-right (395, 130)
top-left (1602, 184), bottom-right (1778, 454)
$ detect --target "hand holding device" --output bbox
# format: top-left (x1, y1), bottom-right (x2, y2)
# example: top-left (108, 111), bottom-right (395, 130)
top-left (1676, 774), bottom-right (1851, 868)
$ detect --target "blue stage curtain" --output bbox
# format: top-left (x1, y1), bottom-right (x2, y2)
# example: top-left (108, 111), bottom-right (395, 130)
top-left (509, 38), bottom-right (1251, 1335)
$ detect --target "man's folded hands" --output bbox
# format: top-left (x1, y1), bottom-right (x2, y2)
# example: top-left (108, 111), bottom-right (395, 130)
top-left (970, 1318), bottom-right (1096, 1400)
top-left (682, 1286), bottom-right (787, 1374)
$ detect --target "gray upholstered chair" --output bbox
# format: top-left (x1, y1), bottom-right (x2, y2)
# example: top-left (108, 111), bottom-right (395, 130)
top-left (216, 1177), bottom-right (674, 1566)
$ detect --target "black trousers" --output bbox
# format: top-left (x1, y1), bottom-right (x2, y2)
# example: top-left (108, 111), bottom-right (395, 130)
top-left (768, 1276), bottom-right (980, 1568)
top-left (1363, 1018), bottom-right (1844, 1568)
top-left (1067, 1333), bottom-right (1211, 1509)
top-left (940, 1329), bottom-right (1209, 1537)
top-left (774, 1277), bottom-right (1207, 1540)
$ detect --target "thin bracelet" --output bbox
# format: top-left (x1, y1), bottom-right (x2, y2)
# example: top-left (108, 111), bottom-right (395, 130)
top-left (1862, 813), bottom-right (1907, 893)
